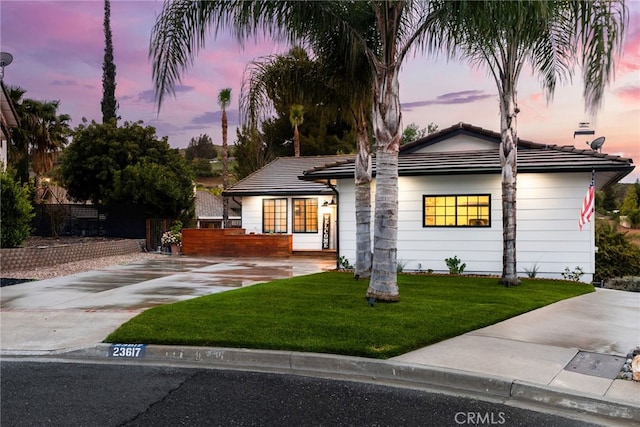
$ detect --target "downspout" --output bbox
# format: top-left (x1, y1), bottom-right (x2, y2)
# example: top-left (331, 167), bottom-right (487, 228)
top-left (327, 182), bottom-right (339, 270)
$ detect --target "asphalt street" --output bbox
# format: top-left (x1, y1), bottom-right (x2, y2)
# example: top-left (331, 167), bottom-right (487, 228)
top-left (1, 360), bottom-right (600, 427)
top-left (1, 255), bottom-right (638, 425)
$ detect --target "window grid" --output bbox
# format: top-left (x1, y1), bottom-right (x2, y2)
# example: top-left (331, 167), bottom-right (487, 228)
top-left (293, 198), bottom-right (318, 233)
top-left (263, 198), bottom-right (288, 233)
top-left (424, 194), bottom-right (490, 227)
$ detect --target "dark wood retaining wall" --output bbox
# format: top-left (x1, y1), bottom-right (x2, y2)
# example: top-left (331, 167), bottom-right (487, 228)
top-left (181, 228), bottom-right (292, 257)
top-left (0, 239), bottom-right (144, 272)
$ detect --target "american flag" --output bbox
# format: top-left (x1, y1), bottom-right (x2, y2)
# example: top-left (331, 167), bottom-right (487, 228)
top-left (578, 180), bottom-right (595, 231)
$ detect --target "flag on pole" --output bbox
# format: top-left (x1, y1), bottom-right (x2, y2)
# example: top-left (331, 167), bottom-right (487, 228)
top-left (579, 175), bottom-right (595, 231)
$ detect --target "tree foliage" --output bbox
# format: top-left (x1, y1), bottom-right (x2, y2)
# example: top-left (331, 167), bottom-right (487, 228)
top-left (111, 161), bottom-right (195, 219)
top-left (190, 158), bottom-right (214, 178)
top-left (8, 87), bottom-right (71, 186)
top-left (101, 0), bottom-right (118, 124)
top-left (185, 134), bottom-right (217, 160)
top-left (233, 126), bottom-right (273, 180)
top-left (401, 122), bottom-right (438, 145)
top-left (238, 46), bottom-right (356, 164)
top-left (1, 168), bottom-right (34, 248)
top-left (595, 220), bottom-right (640, 281)
top-left (61, 120), bottom-right (194, 219)
top-left (620, 180), bottom-right (640, 228)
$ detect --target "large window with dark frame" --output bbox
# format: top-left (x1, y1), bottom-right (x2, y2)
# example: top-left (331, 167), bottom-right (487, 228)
top-left (263, 198), bottom-right (287, 233)
top-left (423, 194), bottom-right (491, 227)
top-left (292, 198), bottom-right (318, 233)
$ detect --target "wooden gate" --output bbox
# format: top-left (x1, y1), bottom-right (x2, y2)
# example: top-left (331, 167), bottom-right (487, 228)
top-left (146, 219), bottom-right (171, 251)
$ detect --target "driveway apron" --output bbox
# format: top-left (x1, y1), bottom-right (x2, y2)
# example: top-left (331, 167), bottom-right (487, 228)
top-left (0, 255), bottom-right (335, 354)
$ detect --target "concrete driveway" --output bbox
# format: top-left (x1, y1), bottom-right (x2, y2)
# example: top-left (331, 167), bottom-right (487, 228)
top-left (0, 254), bottom-right (335, 354)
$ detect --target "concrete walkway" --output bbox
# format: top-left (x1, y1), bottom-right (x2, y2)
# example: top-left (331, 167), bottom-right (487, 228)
top-left (1, 254), bottom-right (638, 424)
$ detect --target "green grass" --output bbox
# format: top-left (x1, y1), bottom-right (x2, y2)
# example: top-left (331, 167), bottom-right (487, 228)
top-left (105, 273), bottom-right (593, 359)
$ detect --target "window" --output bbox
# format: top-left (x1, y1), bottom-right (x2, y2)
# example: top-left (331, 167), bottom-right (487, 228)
top-left (263, 198), bottom-right (287, 233)
top-left (423, 194), bottom-right (490, 227)
top-left (293, 198), bottom-right (318, 233)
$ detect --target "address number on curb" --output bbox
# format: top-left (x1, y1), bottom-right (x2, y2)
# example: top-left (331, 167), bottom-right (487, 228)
top-left (109, 344), bottom-right (147, 358)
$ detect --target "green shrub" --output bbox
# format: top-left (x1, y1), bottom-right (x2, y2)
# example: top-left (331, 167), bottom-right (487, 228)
top-left (445, 255), bottom-right (466, 274)
top-left (523, 263), bottom-right (540, 278)
top-left (561, 266), bottom-right (584, 282)
top-left (337, 256), bottom-right (353, 270)
top-left (595, 220), bottom-right (640, 282)
top-left (1, 169), bottom-right (34, 248)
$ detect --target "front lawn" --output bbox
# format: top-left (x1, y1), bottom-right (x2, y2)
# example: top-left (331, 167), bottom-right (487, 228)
top-left (105, 273), bottom-right (592, 359)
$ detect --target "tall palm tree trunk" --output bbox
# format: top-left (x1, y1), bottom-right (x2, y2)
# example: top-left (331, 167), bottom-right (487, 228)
top-left (222, 108), bottom-right (229, 228)
top-left (498, 80), bottom-right (520, 286)
top-left (293, 124), bottom-right (300, 157)
top-left (354, 107), bottom-right (372, 279)
top-left (366, 63), bottom-right (401, 302)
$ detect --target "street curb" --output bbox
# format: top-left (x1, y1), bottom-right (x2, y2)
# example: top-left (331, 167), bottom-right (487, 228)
top-left (510, 381), bottom-right (640, 422)
top-left (60, 344), bottom-right (639, 423)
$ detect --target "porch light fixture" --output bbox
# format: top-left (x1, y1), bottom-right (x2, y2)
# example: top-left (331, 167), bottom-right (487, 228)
top-left (323, 196), bottom-right (337, 207)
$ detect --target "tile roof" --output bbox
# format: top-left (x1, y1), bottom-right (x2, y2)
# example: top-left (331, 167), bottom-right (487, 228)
top-left (223, 155), bottom-right (352, 197)
top-left (195, 190), bottom-right (240, 218)
top-left (301, 123), bottom-right (634, 189)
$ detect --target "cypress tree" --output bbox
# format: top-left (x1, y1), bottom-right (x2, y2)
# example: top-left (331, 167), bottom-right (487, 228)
top-left (101, 0), bottom-right (117, 124)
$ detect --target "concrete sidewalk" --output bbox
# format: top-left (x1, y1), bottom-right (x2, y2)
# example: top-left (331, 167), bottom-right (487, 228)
top-left (392, 288), bottom-right (640, 408)
top-left (1, 254), bottom-right (638, 424)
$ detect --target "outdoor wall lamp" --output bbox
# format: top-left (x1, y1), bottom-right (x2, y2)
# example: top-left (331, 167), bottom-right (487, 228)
top-left (322, 196), bottom-right (337, 207)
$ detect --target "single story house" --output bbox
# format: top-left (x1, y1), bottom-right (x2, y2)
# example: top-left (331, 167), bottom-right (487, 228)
top-left (195, 189), bottom-right (241, 228)
top-left (223, 156), bottom-right (351, 252)
top-left (225, 123), bottom-right (634, 282)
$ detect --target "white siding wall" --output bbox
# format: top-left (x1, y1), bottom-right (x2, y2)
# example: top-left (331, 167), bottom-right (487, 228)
top-left (517, 172), bottom-right (595, 282)
top-left (240, 195), bottom-right (337, 250)
top-left (337, 171), bottom-right (595, 282)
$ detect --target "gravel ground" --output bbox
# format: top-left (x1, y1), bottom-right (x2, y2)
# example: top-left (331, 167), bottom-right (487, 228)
top-left (1, 252), bottom-right (160, 281)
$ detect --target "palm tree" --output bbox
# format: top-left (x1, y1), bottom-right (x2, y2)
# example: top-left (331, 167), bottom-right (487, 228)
top-left (218, 87), bottom-right (232, 228)
top-left (7, 86), bottom-right (30, 183)
top-left (25, 99), bottom-right (71, 199)
top-left (7, 89), bottom-right (71, 191)
top-left (149, 1), bottom-right (443, 301)
top-left (309, 21), bottom-right (377, 279)
top-left (239, 47), bottom-right (320, 139)
top-left (430, 0), bottom-right (626, 286)
top-left (240, 43), bottom-right (374, 275)
top-left (289, 104), bottom-right (304, 157)
top-left (351, 2), bottom-right (446, 301)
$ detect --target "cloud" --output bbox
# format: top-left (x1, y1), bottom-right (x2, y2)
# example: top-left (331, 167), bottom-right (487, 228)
top-left (402, 90), bottom-right (494, 110)
top-left (528, 93), bottom-right (543, 103)
top-left (616, 8), bottom-right (640, 74)
top-left (614, 85), bottom-right (640, 104)
top-left (134, 85), bottom-right (195, 104)
top-left (51, 80), bottom-right (78, 87)
top-left (191, 110), bottom-right (239, 126)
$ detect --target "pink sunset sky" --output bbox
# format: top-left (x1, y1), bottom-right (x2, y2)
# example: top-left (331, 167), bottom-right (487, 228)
top-left (1, 0), bottom-right (638, 182)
